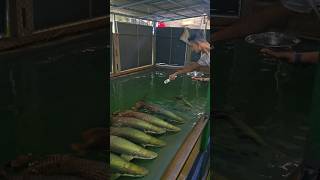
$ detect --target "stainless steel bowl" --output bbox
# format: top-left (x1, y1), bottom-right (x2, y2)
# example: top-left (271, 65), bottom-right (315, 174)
top-left (245, 32), bottom-right (300, 48)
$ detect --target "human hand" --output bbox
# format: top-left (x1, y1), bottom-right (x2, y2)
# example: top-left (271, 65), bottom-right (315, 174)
top-left (169, 73), bottom-right (178, 80)
top-left (260, 48), bottom-right (294, 63)
top-left (191, 77), bottom-right (210, 82)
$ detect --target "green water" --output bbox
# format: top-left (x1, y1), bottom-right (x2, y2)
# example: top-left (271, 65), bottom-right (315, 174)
top-left (213, 40), bottom-right (319, 180)
top-left (0, 30), bottom-right (107, 166)
top-left (110, 69), bottom-right (210, 180)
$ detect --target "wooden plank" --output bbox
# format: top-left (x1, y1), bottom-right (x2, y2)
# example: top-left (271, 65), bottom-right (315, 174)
top-left (110, 64), bottom-right (154, 78)
top-left (177, 133), bottom-right (202, 180)
top-left (15, 0), bottom-right (34, 37)
top-left (0, 17), bottom-right (106, 52)
top-left (112, 33), bottom-right (121, 73)
top-left (161, 116), bottom-right (208, 180)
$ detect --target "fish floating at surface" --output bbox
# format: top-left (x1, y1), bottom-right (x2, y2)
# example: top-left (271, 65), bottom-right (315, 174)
top-left (112, 116), bottom-right (166, 134)
top-left (134, 100), bottom-right (185, 124)
top-left (110, 153), bottom-right (148, 178)
top-left (110, 135), bottom-right (158, 159)
top-left (110, 127), bottom-right (166, 147)
top-left (119, 110), bottom-right (181, 132)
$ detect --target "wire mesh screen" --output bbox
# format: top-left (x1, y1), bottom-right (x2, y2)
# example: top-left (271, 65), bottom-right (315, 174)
top-left (156, 28), bottom-right (210, 65)
top-left (117, 22), bottom-right (153, 71)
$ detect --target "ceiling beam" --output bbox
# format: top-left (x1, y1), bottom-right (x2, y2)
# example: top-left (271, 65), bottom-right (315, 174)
top-left (116, 0), bottom-right (163, 8)
top-left (144, 2), bottom-right (191, 19)
top-left (110, 4), bottom-right (169, 20)
top-left (139, 4), bottom-right (204, 19)
top-left (167, 0), bottom-right (208, 15)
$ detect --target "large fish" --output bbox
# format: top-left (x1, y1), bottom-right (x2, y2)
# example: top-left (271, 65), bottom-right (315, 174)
top-left (110, 135), bottom-right (158, 159)
top-left (173, 96), bottom-right (193, 108)
top-left (110, 127), bottom-right (166, 147)
top-left (134, 100), bottom-right (185, 124)
top-left (22, 154), bottom-right (108, 180)
top-left (112, 116), bottom-right (166, 134)
top-left (224, 113), bottom-right (287, 157)
top-left (110, 153), bottom-right (148, 177)
top-left (119, 110), bottom-right (181, 132)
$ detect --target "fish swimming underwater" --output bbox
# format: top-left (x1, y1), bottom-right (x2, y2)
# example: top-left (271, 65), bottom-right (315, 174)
top-left (118, 110), bottom-right (181, 132)
top-left (110, 127), bottom-right (166, 147)
top-left (22, 154), bottom-right (107, 180)
top-left (112, 116), bottom-right (166, 134)
top-left (134, 100), bottom-right (184, 124)
top-left (173, 96), bottom-right (193, 108)
top-left (110, 135), bottom-right (158, 159)
top-left (110, 153), bottom-right (148, 177)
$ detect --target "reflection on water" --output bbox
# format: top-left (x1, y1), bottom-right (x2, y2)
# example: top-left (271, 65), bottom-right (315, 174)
top-left (213, 40), bottom-right (317, 180)
top-left (0, 31), bottom-right (107, 166)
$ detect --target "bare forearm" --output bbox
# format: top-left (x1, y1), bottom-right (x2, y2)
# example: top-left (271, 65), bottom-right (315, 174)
top-left (281, 51), bottom-right (319, 63)
top-left (176, 62), bottom-right (200, 75)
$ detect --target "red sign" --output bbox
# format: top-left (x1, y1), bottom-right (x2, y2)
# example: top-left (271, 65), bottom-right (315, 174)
top-left (157, 22), bottom-right (166, 28)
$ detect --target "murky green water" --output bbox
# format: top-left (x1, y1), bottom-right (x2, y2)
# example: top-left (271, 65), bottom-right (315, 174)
top-left (213, 40), bottom-right (319, 180)
top-left (110, 69), bottom-right (210, 180)
top-left (0, 30), bottom-right (107, 166)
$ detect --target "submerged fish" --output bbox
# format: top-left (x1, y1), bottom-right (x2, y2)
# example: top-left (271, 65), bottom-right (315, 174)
top-left (110, 135), bottom-right (158, 159)
top-left (134, 100), bottom-right (185, 124)
top-left (119, 110), bottom-right (181, 132)
top-left (22, 154), bottom-right (108, 180)
top-left (173, 96), bottom-right (193, 108)
top-left (110, 127), bottom-right (166, 147)
top-left (227, 115), bottom-right (268, 147)
top-left (112, 116), bottom-right (166, 134)
top-left (110, 153), bottom-right (148, 177)
top-left (5, 154), bottom-right (34, 171)
top-left (224, 113), bottom-right (286, 157)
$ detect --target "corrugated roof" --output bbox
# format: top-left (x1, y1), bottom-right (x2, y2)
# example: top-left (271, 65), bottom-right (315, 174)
top-left (110, 0), bottom-right (210, 22)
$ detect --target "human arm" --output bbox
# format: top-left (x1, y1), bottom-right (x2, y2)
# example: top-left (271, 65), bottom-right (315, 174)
top-left (212, 3), bottom-right (293, 43)
top-left (191, 77), bottom-right (210, 82)
top-left (260, 48), bottom-right (319, 64)
top-left (169, 62), bottom-right (201, 80)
